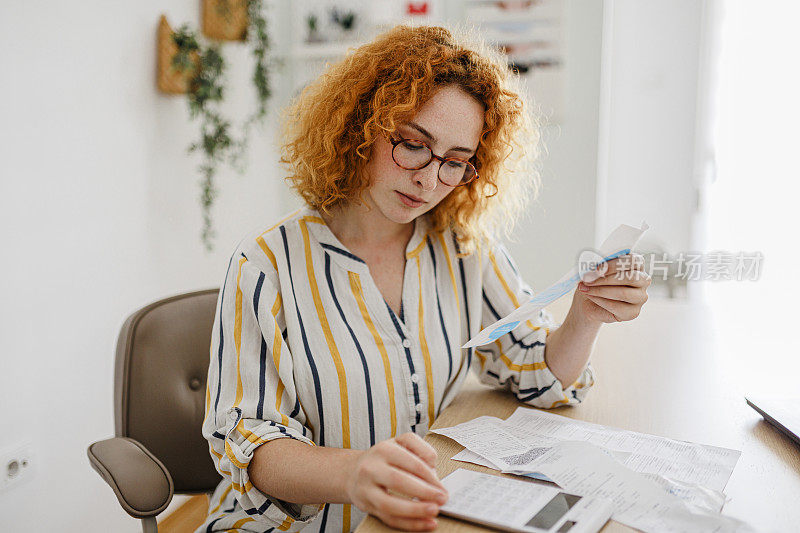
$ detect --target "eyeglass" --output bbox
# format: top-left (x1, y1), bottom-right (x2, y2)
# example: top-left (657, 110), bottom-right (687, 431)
top-left (388, 135), bottom-right (479, 187)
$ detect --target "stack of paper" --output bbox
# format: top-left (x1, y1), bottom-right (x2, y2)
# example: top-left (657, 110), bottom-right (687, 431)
top-left (432, 407), bottom-right (755, 532)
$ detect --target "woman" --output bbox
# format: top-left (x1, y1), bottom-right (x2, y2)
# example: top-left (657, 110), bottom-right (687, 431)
top-left (200, 25), bottom-right (649, 533)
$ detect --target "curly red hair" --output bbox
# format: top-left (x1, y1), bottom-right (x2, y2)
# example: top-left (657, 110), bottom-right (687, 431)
top-left (280, 24), bottom-right (542, 254)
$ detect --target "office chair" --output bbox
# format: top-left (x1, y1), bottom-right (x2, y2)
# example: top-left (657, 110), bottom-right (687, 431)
top-left (87, 289), bottom-right (222, 533)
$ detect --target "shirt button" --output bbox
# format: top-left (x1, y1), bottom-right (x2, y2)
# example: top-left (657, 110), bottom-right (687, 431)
top-left (415, 403), bottom-right (423, 413)
top-left (410, 373), bottom-right (420, 383)
top-left (402, 338), bottom-right (411, 348)
top-left (228, 409), bottom-right (238, 421)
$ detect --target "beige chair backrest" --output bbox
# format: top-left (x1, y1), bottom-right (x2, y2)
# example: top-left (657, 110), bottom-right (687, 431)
top-left (114, 289), bottom-right (221, 493)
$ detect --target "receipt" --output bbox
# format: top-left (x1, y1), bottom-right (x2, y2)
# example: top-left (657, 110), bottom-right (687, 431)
top-left (503, 408), bottom-right (740, 492)
top-left (463, 222), bottom-right (649, 348)
top-left (517, 441), bottom-right (755, 532)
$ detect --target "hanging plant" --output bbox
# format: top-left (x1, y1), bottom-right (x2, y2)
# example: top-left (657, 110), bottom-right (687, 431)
top-left (166, 0), bottom-right (273, 251)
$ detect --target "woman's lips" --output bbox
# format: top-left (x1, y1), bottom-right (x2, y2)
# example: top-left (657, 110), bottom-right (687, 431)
top-left (396, 191), bottom-right (426, 208)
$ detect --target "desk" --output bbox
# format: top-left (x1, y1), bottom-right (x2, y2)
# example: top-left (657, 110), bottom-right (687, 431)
top-left (356, 300), bottom-right (800, 532)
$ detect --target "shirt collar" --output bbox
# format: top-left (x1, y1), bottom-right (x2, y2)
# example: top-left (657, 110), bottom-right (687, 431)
top-left (300, 206), bottom-right (431, 273)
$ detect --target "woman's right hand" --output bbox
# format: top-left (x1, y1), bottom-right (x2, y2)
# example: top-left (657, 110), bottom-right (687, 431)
top-left (344, 432), bottom-right (449, 531)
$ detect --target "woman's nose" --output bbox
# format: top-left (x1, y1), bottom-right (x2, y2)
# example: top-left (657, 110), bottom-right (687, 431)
top-left (413, 162), bottom-right (439, 192)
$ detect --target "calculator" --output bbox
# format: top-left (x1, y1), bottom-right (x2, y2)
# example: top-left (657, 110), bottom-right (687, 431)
top-left (438, 469), bottom-right (614, 533)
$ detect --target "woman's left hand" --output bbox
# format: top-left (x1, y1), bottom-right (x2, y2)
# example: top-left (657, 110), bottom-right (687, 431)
top-left (573, 253), bottom-right (651, 324)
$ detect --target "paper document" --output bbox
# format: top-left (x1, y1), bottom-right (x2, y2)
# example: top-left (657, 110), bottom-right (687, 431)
top-left (464, 222), bottom-right (649, 348)
top-left (502, 408), bottom-right (740, 492)
top-left (519, 441), bottom-right (755, 532)
top-left (432, 407), bottom-right (745, 530)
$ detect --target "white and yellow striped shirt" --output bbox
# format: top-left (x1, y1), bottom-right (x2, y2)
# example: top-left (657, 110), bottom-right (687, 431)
top-left (199, 207), bottom-right (594, 533)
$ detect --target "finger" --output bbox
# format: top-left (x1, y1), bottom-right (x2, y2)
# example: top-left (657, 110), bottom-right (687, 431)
top-left (585, 269), bottom-right (651, 287)
top-left (602, 253), bottom-right (646, 276)
top-left (395, 432), bottom-right (438, 469)
top-left (385, 442), bottom-right (447, 493)
top-left (376, 465), bottom-right (448, 503)
top-left (371, 487), bottom-right (441, 519)
top-left (585, 295), bottom-right (640, 321)
top-left (580, 284), bottom-right (647, 304)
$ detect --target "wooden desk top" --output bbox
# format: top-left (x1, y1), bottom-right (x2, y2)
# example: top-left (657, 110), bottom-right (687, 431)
top-left (356, 300), bottom-right (800, 532)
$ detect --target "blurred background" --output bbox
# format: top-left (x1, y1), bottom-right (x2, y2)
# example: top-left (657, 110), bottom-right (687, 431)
top-left (1, 0), bottom-right (797, 530)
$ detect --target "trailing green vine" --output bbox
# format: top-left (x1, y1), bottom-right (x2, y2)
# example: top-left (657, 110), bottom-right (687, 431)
top-left (170, 0), bottom-right (273, 251)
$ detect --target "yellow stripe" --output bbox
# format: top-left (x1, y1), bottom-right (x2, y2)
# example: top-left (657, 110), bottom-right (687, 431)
top-left (234, 419), bottom-right (319, 448)
top-left (270, 292), bottom-right (290, 427)
top-left (416, 256), bottom-right (436, 426)
top-left (203, 382), bottom-right (211, 426)
top-left (229, 516), bottom-right (255, 530)
top-left (277, 516), bottom-right (295, 531)
top-left (488, 249), bottom-right (542, 332)
top-left (231, 479), bottom-right (254, 493)
top-left (343, 504), bottom-right (351, 533)
top-left (493, 339), bottom-right (548, 372)
top-left (256, 236), bottom-right (279, 272)
top-left (438, 232), bottom-right (467, 380)
top-left (349, 272), bottom-right (397, 437)
top-left (256, 208), bottom-right (302, 240)
top-left (233, 256), bottom-right (247, 406)
top-left (405, 229), bottom-right (434, 259)
top-left (302, 215), bottom-right (325, 225)
top-left (548, 394), bottom-right (570, 408)
top-left (208, 444), bottom-right (232, 476)
top-left (224, 440), bottom-right (249, 470)
top-left (234, 421), bottom-right (269, 446)
top-left (300, 219), bottom-right (351, 448)
top-left (437, 232), bottom-right (461, 318)
top-left (210, 484), bottom-right (233, 515)
top-left (474, 350), bottom-right (486, 370)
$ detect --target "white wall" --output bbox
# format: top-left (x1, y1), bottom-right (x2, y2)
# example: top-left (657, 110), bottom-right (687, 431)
top-left (596, 0), bottom-right (705, 256)
top-left (0, 1), bottom-right (287, 530)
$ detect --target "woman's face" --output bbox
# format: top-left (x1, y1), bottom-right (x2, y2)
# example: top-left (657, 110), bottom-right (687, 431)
top-left (363, 84), bottom-right (485, 226)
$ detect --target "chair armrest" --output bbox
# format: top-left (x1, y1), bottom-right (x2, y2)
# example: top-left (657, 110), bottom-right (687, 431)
top-left (87, 437), bottom-right (174, 519)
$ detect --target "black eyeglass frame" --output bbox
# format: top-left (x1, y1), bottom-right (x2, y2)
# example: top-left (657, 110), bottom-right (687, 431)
top-left (388, 135), bottom-right (480, 187)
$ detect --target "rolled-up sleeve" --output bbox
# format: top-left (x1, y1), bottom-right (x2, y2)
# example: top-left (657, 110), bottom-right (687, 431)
top-left (472, 242), bottom-right (595, 408)
top-left (203, 251), bottom-right (323, 530)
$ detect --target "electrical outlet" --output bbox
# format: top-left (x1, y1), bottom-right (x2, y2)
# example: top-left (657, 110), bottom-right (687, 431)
top-left (0, 442), bottom-right (35, 493)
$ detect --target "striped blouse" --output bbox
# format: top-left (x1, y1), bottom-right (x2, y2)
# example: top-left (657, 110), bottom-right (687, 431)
top-left (199, 207), bottom-right (595, 533)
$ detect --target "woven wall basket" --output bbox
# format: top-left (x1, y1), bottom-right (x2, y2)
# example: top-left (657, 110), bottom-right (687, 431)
top-left (156, 15), bottom-right (198, 94)
top-left (202, 0), bottom-right (249, 41)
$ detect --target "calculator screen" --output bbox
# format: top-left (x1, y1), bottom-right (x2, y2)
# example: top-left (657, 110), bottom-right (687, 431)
top-left (524, 492), bottom-right (580, 530)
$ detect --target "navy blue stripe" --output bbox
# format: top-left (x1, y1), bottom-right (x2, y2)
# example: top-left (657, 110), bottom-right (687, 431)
top-left (320, 242), bottom-right (366, 263)
top-left (256, 337), bottom-right (267, 419)
top-left (206, 516), bottom-right (225, 532)
top-left (482, 290), bottom-right (544, 350)
top-left (243, 498), bottom-right (274, 516)
top-left (318, 503), bottom-right (330, 533)
top-left (454, 234), bottom-right (473, 372)
top-left (254, 271), bottom-right (264, 312)
top-left (281, 225), bottom-right (326, 446)
top-left (517, 380), bottom-right (557, 402)
top-left (254, 272), bottom-right (268, 420)
top-left (484, 369), bottom-right (556, 400)
top-left (325, 253), bottom-right (376, 446)
top-left (206, 497), bottom-right (241, 531)
top-left (427, 237), bottom-right (453, 382)
top-left (214, 254), bottom-right (236, 414)
top-left (385, 302), bottom-right (421, 428)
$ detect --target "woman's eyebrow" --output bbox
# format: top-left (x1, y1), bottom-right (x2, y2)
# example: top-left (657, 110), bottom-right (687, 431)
top-left (405, 121), bottom-right (475, 155)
